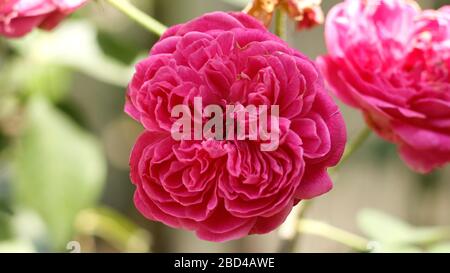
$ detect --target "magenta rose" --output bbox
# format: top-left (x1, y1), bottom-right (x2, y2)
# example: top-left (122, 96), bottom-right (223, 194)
top-left (318, 0), bottom-right (450, 173)
top-left (0, 0), bottom-right (87, 38)
top-left (126, 12), bottom-right (346, 241)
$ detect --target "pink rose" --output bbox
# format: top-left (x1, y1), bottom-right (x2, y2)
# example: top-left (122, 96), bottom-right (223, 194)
top-left (0, 0), bottom-right (87, 38)
top-left (126, 12), bottom-right (346, 241)
top-left (318, 0), bottom-right (450, 173)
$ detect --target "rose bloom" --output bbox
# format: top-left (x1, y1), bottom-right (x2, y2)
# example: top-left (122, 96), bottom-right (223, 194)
top-left (0, 0), bottom-right (87, 38)
top-left (126, 12), bottom-right (346, 241)
top-left (318, 0), bottom-right (450, 173)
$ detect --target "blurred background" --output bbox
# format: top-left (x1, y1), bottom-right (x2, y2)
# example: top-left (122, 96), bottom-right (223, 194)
top-left (0, 0), bottom-right (449, 253)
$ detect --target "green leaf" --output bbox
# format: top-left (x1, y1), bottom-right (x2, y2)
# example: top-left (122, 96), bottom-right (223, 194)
top-left (428, 243), bottom-right (450, 253)
top-left (10, 209), bottom-right (49, 251)
top-left (358, 209), bottom-right (415, 244)
top-left (0, 239), bottom-right (35, 253)
top-left (0, 163), bottom-right (13, 216)
top-left (374, 244), bottom-right (423, 253)
top-left (75, 207), bottom-right (152, 252)
top-left (0, 59), bottom-right (70, 102)
top-left (22, 64), bottom-right (71, 102)
top-left (358, 209), bottom-right (450, 247)
top-left (407, 227), bottom-right (450, 246)
top-left (0, 212), bottom-right (12, 240)
top-left (14, 97), bottom-right (106, 249)
top-left (96, 30), bottom-right (141, 65)
top-left (8, 20), bottom-right (135, 87)
top-left (0, 131), bottom-right (8, 154)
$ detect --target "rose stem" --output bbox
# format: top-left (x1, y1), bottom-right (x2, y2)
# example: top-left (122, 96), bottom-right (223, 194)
top-left (278, 126), bottom-right (372, 252)
top-left (275, 8), bottom-right (287, 41)
top-left (336, 126), bottom-right (372, 168)
top-left (297, 219), bottom-right (371, 252)
top-left (104, 0), bottom-right (168, 36)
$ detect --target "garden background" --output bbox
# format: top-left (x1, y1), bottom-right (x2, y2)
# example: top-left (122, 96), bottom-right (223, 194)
top-left (0, 0), bottom-right (449, 252)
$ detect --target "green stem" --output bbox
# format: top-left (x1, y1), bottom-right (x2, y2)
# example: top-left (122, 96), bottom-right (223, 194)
top-left (339, 126), bottom-right (372, 167)
top-left (275, 8), bottom-right (287, 41)
top-left (298, 219), bottom-right (370, 252)
top-left (104, 0), bottom-right (168, 36)
top-left (327, 126), bottom-right (371, 175)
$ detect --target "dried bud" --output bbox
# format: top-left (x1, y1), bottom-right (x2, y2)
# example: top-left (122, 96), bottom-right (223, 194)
top-left (244, 0), bottom-right (324, 31)
top-left (244, 0), bottom-right (280, 27)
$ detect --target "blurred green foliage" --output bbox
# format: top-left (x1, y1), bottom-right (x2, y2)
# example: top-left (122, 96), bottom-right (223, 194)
top-left (14, 98), bottom-right (106, 249)
top-left (97, 30), bottom-right (142, 65)
top-left (436, 0), bottom-right (450, 8)
top-left (368, 139), bottom-right (397, 166)
top-left (0, 212), bottom-right (12, 241)
top-left (22, 65), bottom-right (72, 103)
top-left (358, 209), bottom-right (450, 253)
top-left (0, 16), bottom-right (149, 251)
top-left (0, 132), bottom-right (7, 153)
top-left (75, 207), bottom-right (152, 252)
top-left (0, 0), bottom-right (449, 253)
top-left (9, 21), bottom-right (135, 87)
